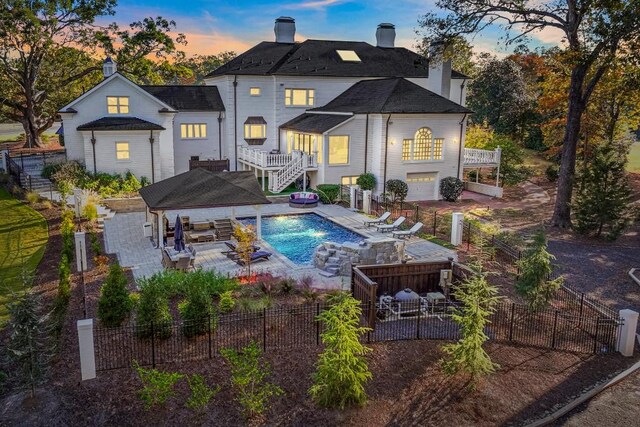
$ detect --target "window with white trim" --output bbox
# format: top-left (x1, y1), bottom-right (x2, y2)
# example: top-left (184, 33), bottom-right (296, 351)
top-left (250, 87), bottom-right (261, 96)
top-left (328, 135), bottom-right (349, 165)
top-left (244, 123), bottom-right (266, 139)
top-left (407, 172), bottom-right (436, 183)
top-left (107, 96), bottom-right (129, 114)
top-left (341, 176), bottom-right (359, 185)
top-left (285, 88), bottom-right (315, 106)
top-left (402, 128), bottom-right (444, 161)
top-left (115, 142), bottom-right (130, 161)
top-left (180, 124), bottom-right (207, 139)
top-left (288, 132), bottom-right (322, 164)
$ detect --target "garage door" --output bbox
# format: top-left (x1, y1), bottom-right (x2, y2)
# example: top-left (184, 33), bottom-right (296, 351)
top-left (407, 172), bottom-right (438, 200)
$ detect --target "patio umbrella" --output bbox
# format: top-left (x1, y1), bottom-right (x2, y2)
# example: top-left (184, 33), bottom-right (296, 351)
top-left (174, 215), bottom-right (186, 252)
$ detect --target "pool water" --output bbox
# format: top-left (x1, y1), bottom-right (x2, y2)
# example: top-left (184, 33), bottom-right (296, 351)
top-left (239, 213), bottom-right (364, 265)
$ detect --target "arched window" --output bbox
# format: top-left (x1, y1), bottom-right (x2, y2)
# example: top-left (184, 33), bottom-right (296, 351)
top-left (413, 127), bottom-right (432, 160)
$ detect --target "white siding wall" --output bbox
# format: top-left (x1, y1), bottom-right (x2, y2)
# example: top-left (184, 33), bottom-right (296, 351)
top-left (60, 76), bottom-right (176, 180)
top-left (172, 112), bottom-right (223, 174)
top-left (323, 116), bottom-right (367, 184)
top-left (449, 79), bottom-right (468, 107)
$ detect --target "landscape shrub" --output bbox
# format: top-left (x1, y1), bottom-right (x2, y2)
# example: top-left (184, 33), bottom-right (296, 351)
top-left (218, 290), bottom-right (235, 314)
top-left (545, 164), bottom-right (559, 182)
top-left (57, 254), bottom-right (71, 302)
top-left (41, 163), bottom-right (64, 180)
top-left (186, 374), bottom-right (221, 413)
top-left (467, 170), bottom-right (481, 182)
top-left (60, 210), bottom-right (75, 261)
top-left (134, 361), bottom-right (184, 410)
top-left (309, 292), bottom-right (371, 409)
top-left (315, 184), bottom-right (340, 204)
top-left (355, 173), bottom-right (376, 191)
top-left (297, 275), bottom-right (318, 302)
top-left (516, 229), bottom-right (563, 310)
top-left (82, 202), bottom-right (98, 221)
top-left (136, 281), bottom-right (173, 338)
top-left (138, 269), bottom-right (238, 299)
top-left (49, 162), bottom-right (148, 198)
top-left (0, 173), bottom-right (9, 184)
top-left (237, 296), bottom-right (272, 313)
top-left (385, 179), bottom-right (408, 204)
top-left (221, 341), bottom-right (283, 419)
top-left (277, 277), bottom-right (296, 295)
top-left (439, 177), bottom-right (464, 201)
top-left (178, 281), bottom-right (213, 337)
top-left (25, 191), bottom-right (40, 206)
top-left (89, 229), bottom-right (102, 255)
top-left (98, 263), bottom-right (132, 327)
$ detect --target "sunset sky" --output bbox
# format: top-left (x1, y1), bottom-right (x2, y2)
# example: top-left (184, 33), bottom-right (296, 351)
top-left (105, 0), bottom-right (565, 57)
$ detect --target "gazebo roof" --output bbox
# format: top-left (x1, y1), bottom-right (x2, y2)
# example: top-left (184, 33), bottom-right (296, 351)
top-left (139, 169), bottom-right (271, 210)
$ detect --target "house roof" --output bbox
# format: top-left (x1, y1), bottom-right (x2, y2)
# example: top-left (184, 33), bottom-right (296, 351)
top-left (451, 70), bottom-right (470, 79)
top-left (139, 169), bottom-right (271, 211)
top-left (77, 117), bottom-right (165, 131)
top-left (140, 85), bottom-right (225, 111)
top-left (280, 113), bottom-right (352, 133)
top-left (206, 40), bottom-right (457, 78)
top-left (309, 78), bottom-right (472, 114)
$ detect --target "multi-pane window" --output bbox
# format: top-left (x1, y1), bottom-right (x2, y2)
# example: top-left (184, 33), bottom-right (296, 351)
top-left (107, 96), bottom-right (129, 114)
top-left (341, 176), bottom-right (359, 185)
top-left (288, 132), bottom-right (322, 163)
top-left (402, 139), bottom-right (412, 161)
top-left (328, 136), bottom-right (349, 165)
top-left (180, 124), bottom-right (207, 139)
top-left (433, 138), bottom-right (444, 160)
top-left (244, 123), bottom-right (266, 139)
top-left (115, 142), bottom-right (130, 160)
top-left (413, 128), bottom-right (432, 160)
top-left (250, 87), bottom-right (261, 96)
top-left (285, 88), bottom-right (315, 106)
top-left (407, 172), bottom-right (436, 183)
top-left (402, 128), bottom-right (444, 161)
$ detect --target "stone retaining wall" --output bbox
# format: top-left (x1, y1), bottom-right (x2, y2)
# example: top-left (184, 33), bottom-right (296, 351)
top-left (102, 197), bottom-right (146, 213)
top-left (313, 237), bottom-right (403, 276)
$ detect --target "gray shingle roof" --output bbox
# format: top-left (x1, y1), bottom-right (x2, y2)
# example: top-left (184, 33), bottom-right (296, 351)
top-left (310, 78), bottom-right (472, 114)
top-left (141, 85), bottom-right (225, 111)
top-left (139, 169), bottom-right (271, 210)
top-left (206, 40), bottom-right (438, 78)
top-left (280, 113), bottom-right (352, 133)
top-left (76, 117), bottom-right (165, 131)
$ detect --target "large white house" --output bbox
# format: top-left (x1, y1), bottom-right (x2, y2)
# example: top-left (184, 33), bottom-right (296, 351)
top-left (59, 17), bottom-right (500, 200)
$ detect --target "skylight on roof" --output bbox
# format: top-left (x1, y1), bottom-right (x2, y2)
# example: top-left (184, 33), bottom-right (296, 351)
top-left (336, 50), bottom-right (361, 62)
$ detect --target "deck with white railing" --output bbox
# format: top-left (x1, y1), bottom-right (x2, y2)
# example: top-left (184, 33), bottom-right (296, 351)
top-left (463, 147), bottom-right (501, 167)
top-left (238, 146), bottom-right (298, 170)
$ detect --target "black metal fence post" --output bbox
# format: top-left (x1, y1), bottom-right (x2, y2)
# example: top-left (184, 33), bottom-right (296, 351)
top-left (208, 315), bottom-right (212, 359)
top-left (416, 302), bottom-right (421, 339)
top-left (151, 321), bottom-right (156, 368)
top-left (593, 317), bottom-right (601, 354)
top-left (551, 310), bottom-right (559, 349)
top-left (263, 307), bottom-right (267, 352)
top-left (579, 293), bottom-right (585, 324)
top-left (432, 211), bottom-right (437, 235)
top-left (508, 303), bottom-right (515, 341)
top-left (315, 302), bottom-right (320, 346)
top-left (466, 222), bottom-right (472, 251)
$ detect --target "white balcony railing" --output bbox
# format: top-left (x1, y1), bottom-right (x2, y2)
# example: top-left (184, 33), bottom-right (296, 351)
top-left (237, 146), bottom-right (292, 169)
top-left (463, 147), bottom-right (501, 166)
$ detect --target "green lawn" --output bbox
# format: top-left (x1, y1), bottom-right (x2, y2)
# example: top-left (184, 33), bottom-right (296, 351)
top-left (0, 188), bottom-right (49, 325)
top-left (628, 142), bottom-right (640, 173)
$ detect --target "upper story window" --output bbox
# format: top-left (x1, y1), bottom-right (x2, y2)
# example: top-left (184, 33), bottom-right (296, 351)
top-left (250, 87), bottom-right (261, 96)
top-left (181, 124), bottom-right (207, 140)
top-left (285, 88), bottom-right (314, 107)
top-left (328, 135), bottom-right (349, 165)
top-left (107, 96), bottom-right (129, 114)
top-left (244, 116), bottom-right (267, 145)
top-left (402, 128), bottom-right (444, 161)
top-left (336, 50), bottom-right (361, 62)
top-left (115, 142), bottom-right (130, 161)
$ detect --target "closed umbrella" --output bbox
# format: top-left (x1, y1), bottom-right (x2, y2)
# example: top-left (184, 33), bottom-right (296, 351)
top-left (174, 215), bottom-right (186, 252)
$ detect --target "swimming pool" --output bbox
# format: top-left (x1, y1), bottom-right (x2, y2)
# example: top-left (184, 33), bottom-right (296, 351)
top-left (239, 213), bottom-right (364, 265)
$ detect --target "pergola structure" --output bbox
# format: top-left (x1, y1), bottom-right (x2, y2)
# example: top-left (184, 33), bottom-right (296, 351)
top-left (139, 168), bottom-right (271, 247)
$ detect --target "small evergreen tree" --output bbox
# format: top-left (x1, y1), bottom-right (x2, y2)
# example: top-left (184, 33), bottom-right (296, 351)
top-left (179, 281), bottom-right (213, 337)
top-left (441, 269), bottom-right (500, 387)
top-left (136, 281), bottom-right (173, 338)
top-left (515, 230), bottom-right (563, 310)
top-left (385, 179), bottom-right (408, 204)
top-left (573, 144), bottom-right (632, 240)
top-left (309, 292), bottom-right (372, 409)
top-left (356, 173), bottom-right (376, 191)
top-left (6, 289), bottom-right (53, 397)
top-left (98, 263), bottom-right (133, 327)
top-left (233, 224), bottom-right (257, 280)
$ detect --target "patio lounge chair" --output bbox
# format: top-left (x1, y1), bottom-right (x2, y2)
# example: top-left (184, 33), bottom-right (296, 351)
top-left (364, 211), bottom-right (391, 227)
top-left (222, 241), bottom-right (260, 257)
top-left (235, 250), bottom-right (272, 266)
top-left (392, 222), bottom-right (424, 239)
top-left (376, 216), bottom-right (405, 233)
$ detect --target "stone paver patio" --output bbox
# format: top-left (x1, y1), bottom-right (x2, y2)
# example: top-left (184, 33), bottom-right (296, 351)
top-left (104, 203), bottom-right (456, 289)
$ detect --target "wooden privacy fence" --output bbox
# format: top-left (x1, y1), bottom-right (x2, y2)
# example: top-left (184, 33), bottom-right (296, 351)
top-left (189, 158), bottom-right (230, 172)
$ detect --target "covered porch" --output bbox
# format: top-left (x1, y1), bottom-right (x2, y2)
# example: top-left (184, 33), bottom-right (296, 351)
top-left (462, 147), bottom-right (503, 197)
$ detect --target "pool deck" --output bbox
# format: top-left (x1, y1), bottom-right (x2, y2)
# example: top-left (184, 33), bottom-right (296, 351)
top-left (104, 203), bottom-right (456, 290)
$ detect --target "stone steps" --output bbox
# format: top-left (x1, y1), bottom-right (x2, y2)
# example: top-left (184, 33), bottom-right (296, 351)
top-left (213, 218), bottom-right (233, 241)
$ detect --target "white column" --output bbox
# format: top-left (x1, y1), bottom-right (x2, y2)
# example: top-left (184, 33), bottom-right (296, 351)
top-left (350, 186), bottom-right (357, 210)
top-left (617, 309), bottom-right (639, 357)
top-left (262, 169), bottom-right (266, 192)
top-left (362, 190), bottom-right (372, 214)
top-left (451, 212), bottom-right (464, 246)
top-left (157, 210), bottom-right (164, 248)
top-left (255, 205), bottom-right (262, 241)
top-left (302, 173), bottom-right (307, 192)
top-left (73, 188), bottom-right (83, 218)
top-left (495, 147), bottom-right (502, 188)
top-left (230, 207), bottom-right (236, 220)
top-left (77, 319), bottom-right (96, 381)
top-left (74, 232), bottom-right (87, 272)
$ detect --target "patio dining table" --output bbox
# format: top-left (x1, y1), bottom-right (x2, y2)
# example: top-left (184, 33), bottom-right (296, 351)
top-left (164, 247), bottom-right (196, 262)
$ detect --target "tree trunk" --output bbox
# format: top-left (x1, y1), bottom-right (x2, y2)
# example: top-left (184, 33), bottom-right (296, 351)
top-left (551, 67), bottom-right (587, 228)
top-left (19, 111), bottom-right (45, 150)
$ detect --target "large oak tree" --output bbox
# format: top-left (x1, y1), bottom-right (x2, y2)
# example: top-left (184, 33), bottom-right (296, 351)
top-left (0, 1), bottom-right (186, 148)
top-left (418, 0), bottom-right (640, 227)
